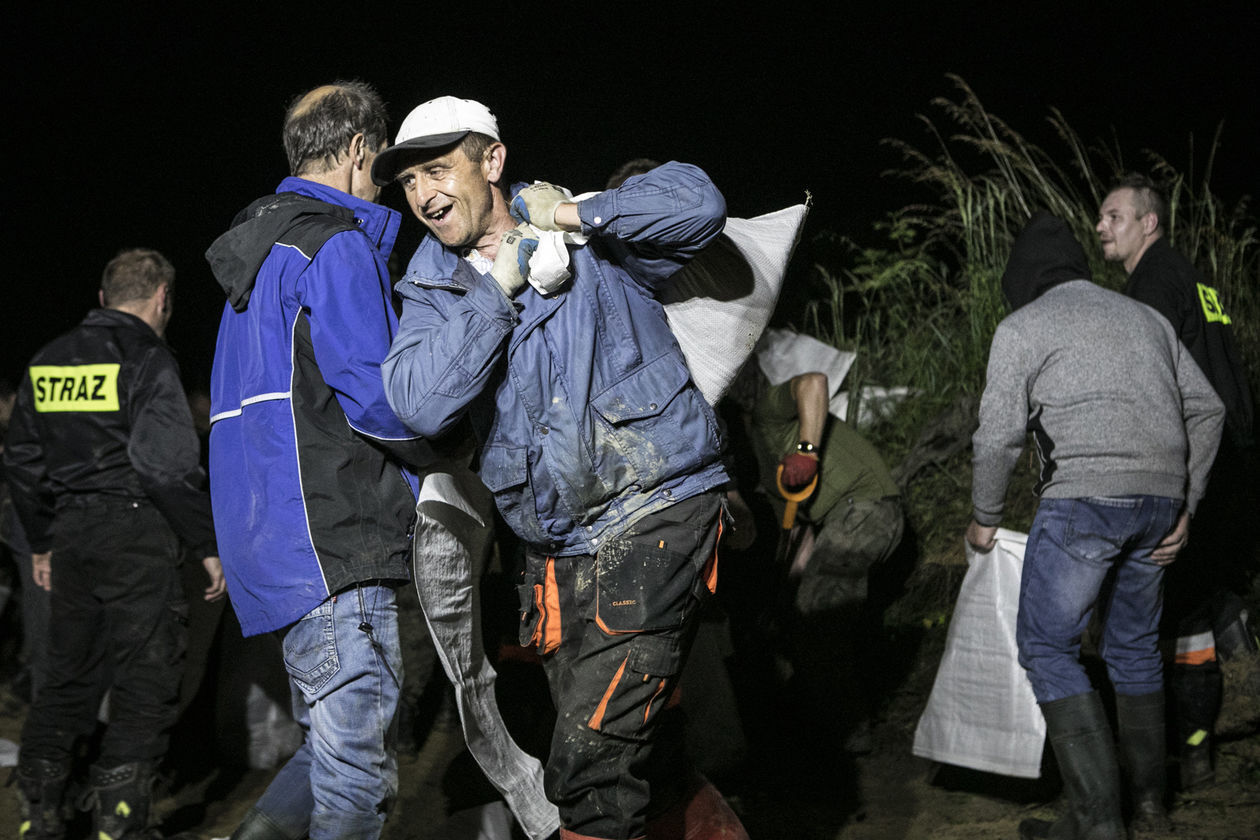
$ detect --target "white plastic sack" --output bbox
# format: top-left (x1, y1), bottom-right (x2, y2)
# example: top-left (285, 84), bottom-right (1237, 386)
top-left (660, 202), bottom-right (810, 405)
top-left (912, 529), bottom-right (1046, 778)
top-left (411, 463), bottom-right (561, 840)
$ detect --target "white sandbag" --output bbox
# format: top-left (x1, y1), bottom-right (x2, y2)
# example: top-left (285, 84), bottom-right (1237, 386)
top-left (660, 202), bottom-right (811, 405)
top-left (912, 529), bottom-right (1046, 778)
top-left (411, 463), bottom-right (561, 840)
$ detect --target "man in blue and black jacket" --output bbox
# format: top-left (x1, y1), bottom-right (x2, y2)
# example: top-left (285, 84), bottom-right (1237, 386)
top-left (206, 81), bottom-right (432, 840)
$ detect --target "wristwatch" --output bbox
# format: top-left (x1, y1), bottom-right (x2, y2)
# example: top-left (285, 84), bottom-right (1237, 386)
top-left (795, 441), bottom-right (817, 454)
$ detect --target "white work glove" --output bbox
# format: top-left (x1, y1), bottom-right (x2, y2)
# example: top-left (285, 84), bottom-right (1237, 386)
top-left (489, 224), bottom-right (539, 297)
top-left (509, 182), bottom-right (572, 231)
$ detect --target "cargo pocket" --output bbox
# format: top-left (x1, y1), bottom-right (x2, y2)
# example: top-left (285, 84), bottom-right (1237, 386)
top-left (595, 537), bottom-right (695, 635)
top-left (586, 632), bottom-right (682, 741)
top-left (517, 553), bottom-right (561, 655)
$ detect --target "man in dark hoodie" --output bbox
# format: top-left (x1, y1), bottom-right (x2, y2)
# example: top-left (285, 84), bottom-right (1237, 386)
top-left (206, 82), bottom-right (432, 840)
top-left (965, 212), bottom-right (1224, 839)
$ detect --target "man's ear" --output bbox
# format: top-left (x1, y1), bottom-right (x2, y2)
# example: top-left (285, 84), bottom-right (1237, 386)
top-left (98, 289), bottom-right (106, 308)
top-left (483, 142), bottom-right (507, 184)
top-left (1142, 212), bottom-right (1160, 237)
top-left (349, 132), bottom-right (367, 169)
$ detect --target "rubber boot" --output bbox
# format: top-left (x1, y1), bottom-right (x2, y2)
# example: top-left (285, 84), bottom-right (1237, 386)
top-left (13, 756), bottom-right (71, 840)
top-left (1019, 691), bottom-right (1124, 840)
top-left (1115, 691), bottom-right (1172, 835)
top-left (86, 761), bottom-right (157, 840)
top-left (1171, 662), bottom-right (1219, 790)
top-left (646, 774), bottom-right (749, 840)
top-left (230, 807), bottom-right (305, 840)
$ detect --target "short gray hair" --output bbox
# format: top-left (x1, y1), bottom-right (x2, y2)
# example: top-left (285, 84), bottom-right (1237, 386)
top-left (283, 81), bottom-right (389, 176)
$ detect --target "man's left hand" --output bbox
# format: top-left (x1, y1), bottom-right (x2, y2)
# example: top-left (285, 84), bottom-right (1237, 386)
top-left (202, 555), bottom-right (227, 601)
top-left (510, 183), bottom-right (571, 230)
top-left (1151, 511), bottom-right (1191, 566)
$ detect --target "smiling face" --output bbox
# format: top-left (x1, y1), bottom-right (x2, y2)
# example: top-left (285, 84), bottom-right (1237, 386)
top-left (1097, 187), bottom-right (1157, 273)
top-left (397, 142), bottom-right (511, 252)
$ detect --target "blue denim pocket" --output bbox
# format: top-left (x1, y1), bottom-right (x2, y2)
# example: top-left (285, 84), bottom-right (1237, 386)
top-left (1062, 497), bottom-right (1143, 565)
top-left (282, 600), bottom-right (340, 697)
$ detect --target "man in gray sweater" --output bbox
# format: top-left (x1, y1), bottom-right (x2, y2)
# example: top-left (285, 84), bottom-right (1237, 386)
top-left (965, 212), bottom-right (1224, 840)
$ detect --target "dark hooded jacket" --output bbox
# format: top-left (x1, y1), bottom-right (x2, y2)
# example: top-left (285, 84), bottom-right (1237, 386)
top-left (1000, 210), bottom-right (1090, 312)
top-left (206, 177), bottom-right (431, 636)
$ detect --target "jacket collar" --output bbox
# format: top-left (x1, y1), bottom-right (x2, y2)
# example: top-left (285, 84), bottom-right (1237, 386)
top-left (276, 177), bottom-right (401, 255)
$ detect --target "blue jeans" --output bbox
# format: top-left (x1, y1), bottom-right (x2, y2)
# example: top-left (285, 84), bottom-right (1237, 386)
top-left (249, 584), bottom-right (403, 840)
top-left (1017, 496), bottom-right (1179, 704)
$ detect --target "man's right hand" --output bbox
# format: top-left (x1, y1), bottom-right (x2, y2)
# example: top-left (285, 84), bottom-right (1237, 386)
top-left (965, 519), bottom-right (997, 553)
top-left (489, 224), bottom-right (540, 296)
top-left (32, 551), bottom-right (52, 591)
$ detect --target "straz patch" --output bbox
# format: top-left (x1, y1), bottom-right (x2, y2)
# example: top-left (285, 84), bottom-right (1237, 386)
top-left (30, 364), bottom-right (121, 412)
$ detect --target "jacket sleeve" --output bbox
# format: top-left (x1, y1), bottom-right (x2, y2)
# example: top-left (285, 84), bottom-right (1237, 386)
top-left (298, 231), bottom-right (435, 466)
top-left (971, 321), bottom-right (1033, 526)
top-left (576, 161), bottom-right (727, 290)
top-left (382, 260), bottom-right (517, 439)
top-left (1175, 339), bottom-right (1225, 515)
top-left (126, 349), bottom-right (218, 558)
top-left (2, 373), bottom-right (55, 553)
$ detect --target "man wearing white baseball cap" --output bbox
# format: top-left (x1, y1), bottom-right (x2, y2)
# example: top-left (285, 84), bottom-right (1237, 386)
top-left (376, 97), bottom-right (749, 840)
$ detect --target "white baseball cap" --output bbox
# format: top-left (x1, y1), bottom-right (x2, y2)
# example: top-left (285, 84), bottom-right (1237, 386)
top-left (371, 96), bottom-right (500, 185)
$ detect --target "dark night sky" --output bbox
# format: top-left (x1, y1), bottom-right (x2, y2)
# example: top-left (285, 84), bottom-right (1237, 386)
top-left (5, 3), bottom-right (1259, 389)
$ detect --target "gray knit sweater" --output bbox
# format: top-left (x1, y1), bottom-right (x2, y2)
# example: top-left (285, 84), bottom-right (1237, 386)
top-left (972, 278), bottom-right (1224, 525)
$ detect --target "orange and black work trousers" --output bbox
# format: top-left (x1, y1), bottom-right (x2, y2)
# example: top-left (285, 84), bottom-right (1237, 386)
top-left (519, 491), bottom-right (724, 839)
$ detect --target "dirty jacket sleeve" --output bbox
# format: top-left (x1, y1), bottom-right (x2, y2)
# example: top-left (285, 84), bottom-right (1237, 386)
top-left (383, 162), bottom-right (726, 439)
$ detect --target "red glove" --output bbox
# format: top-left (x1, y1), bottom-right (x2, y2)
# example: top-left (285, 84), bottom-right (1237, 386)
top-left (778, 452), bottom-right (819, 489)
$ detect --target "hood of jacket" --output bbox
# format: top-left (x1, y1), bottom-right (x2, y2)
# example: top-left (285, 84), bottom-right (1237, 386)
top-left (1001, 210), bottom-right (1091, 312)
top-left (205, 191), bottom-right (357, 313)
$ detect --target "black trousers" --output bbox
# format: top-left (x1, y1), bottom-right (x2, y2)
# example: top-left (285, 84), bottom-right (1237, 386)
top-left (21, 498), bottom-right (187, 766)
top-left (520, 491), bottom-right (723, 838)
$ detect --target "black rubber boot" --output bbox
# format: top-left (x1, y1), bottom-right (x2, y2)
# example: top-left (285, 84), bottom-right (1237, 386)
top-left (229, 807), bottom-right (306, 840)
top-left (1018, 691), bottom-right (1124, 840)
top-left (1172, 662), bottom-right (1220, 790)
top-left (1116, 691), bottom-right (1172, 835)
top-left (13, 757), bottom-right (71, 840)
top-left (86, 761), bottom-right (157, 840)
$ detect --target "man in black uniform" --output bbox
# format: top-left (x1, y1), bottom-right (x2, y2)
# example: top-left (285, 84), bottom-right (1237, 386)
top-left (1098, 175), bottom-right (1257, 813)
top-left (4, 248), bottom-right (224, 840)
